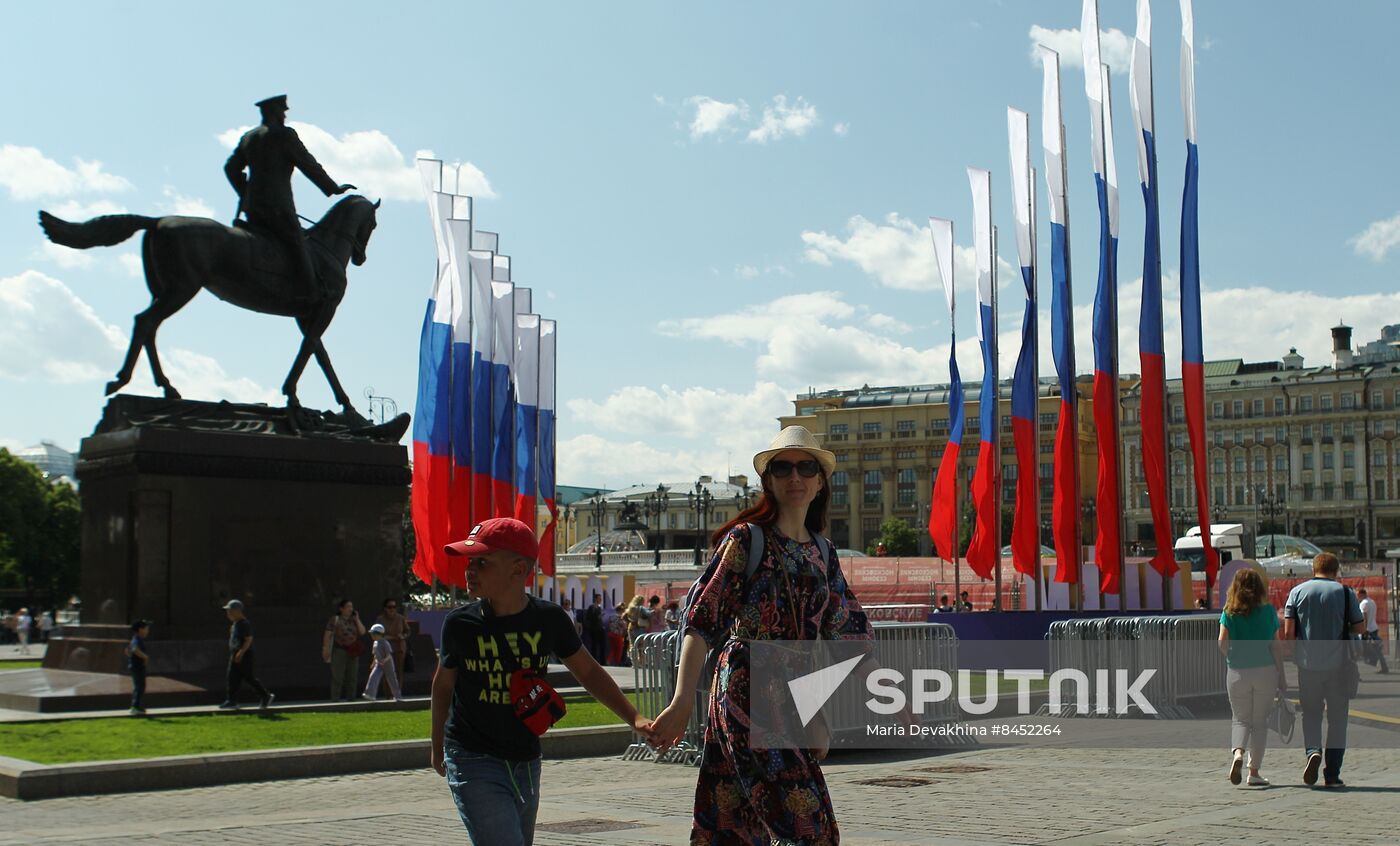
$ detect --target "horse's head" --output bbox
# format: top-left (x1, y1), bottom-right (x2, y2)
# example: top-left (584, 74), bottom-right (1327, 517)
top-left (314, 195), bottom-right (380, 267)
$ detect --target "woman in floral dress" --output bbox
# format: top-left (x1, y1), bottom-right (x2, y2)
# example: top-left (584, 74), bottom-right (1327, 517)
top-left (652, 426), bottom-right (873, 845)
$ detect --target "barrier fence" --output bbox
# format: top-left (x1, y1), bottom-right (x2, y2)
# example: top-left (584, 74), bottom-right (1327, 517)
top-left (1040, 614), bottom-right (1225, 719)
top-left (624, 621), bottom-right (960, 765)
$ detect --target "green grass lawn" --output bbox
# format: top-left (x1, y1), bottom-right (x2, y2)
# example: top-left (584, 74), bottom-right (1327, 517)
top-left (0, 660), bottom-right (44, 670)
top-left (0, 693), bottom-right (639, 765)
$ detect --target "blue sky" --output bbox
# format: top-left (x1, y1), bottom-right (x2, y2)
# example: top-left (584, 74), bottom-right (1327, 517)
top-left (3, 1), bottom-right (1398, 489)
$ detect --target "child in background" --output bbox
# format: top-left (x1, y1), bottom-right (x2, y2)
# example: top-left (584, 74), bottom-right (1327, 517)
top-left (126, 619), bottom-right (151, 714)
top-left (362, 623), bottom-right (402, 701)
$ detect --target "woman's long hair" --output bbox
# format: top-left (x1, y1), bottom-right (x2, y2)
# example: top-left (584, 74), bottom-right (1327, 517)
top-left (709, 466), bottom-right (830, 549)
top-left (1223, 568), bottom-right (1268, 617)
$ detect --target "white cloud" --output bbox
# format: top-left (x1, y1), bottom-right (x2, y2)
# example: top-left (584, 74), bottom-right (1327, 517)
top-left (659, 291), bottom-right (855, 345)
top-left (219, 124), bottom-right (494, 202)
top-left (865, 313), bottom-right (912, 334)
top-left (736, 264), bottom-right (760, 280)
top-left (686, 96), bottom-right (749, 140)
top-left (117, 253), bottom-right (143, 277)
top-left (558, 434), bottom-right (734, 490)
top-left (1349, 212), bottom-right (1400, 261)
top-left (0, 269), bottom-right (278, 403)
top-left (747, 95), bottom-right (820, 144)
top-left (569, 382), bottom-right (790, 445)
top-left (0, 145), bottom-right (132, 201)
top-left (158, 186), bottom-right (216, 218)
top-left (833, 122), bottom-right (850, 137)
top-left (33, 241), bottom-right (97, 270)
top-left (800, 213), bottom-right (1017, 292)
top-left (1028, 25), bottom-right (1133, 74)
top-left (734, 263), bottom-right (790, 280)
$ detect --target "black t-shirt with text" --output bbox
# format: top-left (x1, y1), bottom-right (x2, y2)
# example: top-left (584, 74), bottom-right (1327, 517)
top-left (229, 618), bottom-right (252, 653)
top-left (439, 595), bottom-right (583, 761)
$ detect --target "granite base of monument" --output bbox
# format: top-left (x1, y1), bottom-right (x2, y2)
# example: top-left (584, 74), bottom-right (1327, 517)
top-left (25, 395), bottom-right (429, 710)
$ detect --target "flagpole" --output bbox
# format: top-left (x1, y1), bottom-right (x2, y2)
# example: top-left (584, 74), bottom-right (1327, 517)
top-left (992, 225), bottom-right (1003, 610)
top-left (1104, 66), bottom-right (1127, 607)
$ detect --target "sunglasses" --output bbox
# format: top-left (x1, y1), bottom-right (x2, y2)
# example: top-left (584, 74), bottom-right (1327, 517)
top-left (384, 603), bottom-right (398, 609)
top-left (768, 459), bottom-right (821, 478)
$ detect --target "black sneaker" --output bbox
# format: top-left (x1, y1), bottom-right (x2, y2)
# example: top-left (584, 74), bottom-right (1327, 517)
top-left (1322, 778), bottom-right (1346, 789)
top-left (1303, 752), bottom-right (1322, 786)
top-left (260, 692), bottom-right (276, 710)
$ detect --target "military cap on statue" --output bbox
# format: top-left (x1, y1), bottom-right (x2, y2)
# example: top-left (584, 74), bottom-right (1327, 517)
top-left (255, 94), bottom-right (289, 111)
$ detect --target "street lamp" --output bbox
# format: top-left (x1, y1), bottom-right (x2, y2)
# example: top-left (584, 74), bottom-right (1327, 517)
top-left (645, 484), bottom-right (670, 569)
top-left (1211, 502), bottom-right (1228, 527)
top-left (590, 492), bottom-right (606, 570)
top-left (1256, 486), bottom-right (1285, 557)
top-left (687, 481), bottom-right (715, 567)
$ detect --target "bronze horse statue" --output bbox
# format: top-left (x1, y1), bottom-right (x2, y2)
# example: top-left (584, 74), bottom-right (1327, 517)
top-left (38, 195), bottom-right (380, 422)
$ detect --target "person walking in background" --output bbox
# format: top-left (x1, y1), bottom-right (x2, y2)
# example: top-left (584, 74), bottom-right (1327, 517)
top-left (663, 600), bottom-right (681, 632)
top-left (581, 593), bottom-right (607, 664)
top-left (607, 603), bottom-right (628, 666)
top-left (647, 595), bottom-right (666, 634)
top-left (15, 608), bottom-right (32, 655)
top-left (623, 595), bottom-right (650, 662)
top-left (38, 611), bottom-right (54, 643)
top-left (322, 598), bottom-right (367, 701)
top-left (1358, 589), bottom-right (1390, 674)
top-left (220, 600), bottom-right (274, 710)
top-left (651, 426), bottom-right (874, 843)
top-left (1284, 552), bottom-right (1365, 788)
top-left (362, 624), bottom-right (402, 701)
top-left (1218, 568), bottom-right (1285, 786)
top-left (934, 594), bottom-right (954, 613)
top-left (375, 597), bottom-right (411, 691)
top-left (126, 619), bottom-right (151, 714)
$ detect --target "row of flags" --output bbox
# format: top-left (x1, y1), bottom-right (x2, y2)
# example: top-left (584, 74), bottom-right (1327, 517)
top-left (410, 158), bottom-right (559, 585)
top-left (926, 0), bottom-right (1216, 594)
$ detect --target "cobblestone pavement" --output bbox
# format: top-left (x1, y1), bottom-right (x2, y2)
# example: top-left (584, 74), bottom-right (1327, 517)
top-left (3, 720), bottom-right (1398, 845)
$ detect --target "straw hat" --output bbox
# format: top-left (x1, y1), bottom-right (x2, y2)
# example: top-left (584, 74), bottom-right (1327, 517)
top-left (752, 425), bottom-right (836, 478)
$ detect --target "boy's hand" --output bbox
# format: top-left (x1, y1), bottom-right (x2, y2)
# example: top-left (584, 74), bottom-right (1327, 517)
top-left (431, 746), bottom-right (446, 777)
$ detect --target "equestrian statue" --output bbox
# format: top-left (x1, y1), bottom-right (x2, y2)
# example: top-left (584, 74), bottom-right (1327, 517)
top-left (38, 94), bottom-right (381, 425)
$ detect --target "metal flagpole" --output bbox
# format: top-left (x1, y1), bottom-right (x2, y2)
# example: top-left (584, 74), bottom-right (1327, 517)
top-left (992, 225), bottom-right (1002, 611)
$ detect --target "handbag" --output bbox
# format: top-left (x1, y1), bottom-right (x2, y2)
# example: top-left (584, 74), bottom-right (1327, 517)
top-left (502, 649), bottom-right (566, 735)
top-left (1267, 693), bottom-right (1295, 742)
top-left (344, 638), bottom-right (366, 658)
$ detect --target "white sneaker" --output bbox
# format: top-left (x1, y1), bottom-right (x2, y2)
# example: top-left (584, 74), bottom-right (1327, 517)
top-left (1247, 774), bottom-right (1270, 786)
top-left (360, 693), bottom-right (375, 701)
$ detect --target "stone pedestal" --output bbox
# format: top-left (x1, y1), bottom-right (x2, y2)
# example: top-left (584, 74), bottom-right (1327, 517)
top-left (29, 396), bottom-right (425, 707)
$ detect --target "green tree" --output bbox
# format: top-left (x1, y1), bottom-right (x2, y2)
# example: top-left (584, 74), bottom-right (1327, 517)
top-left (0, 449), bottom-right (80, 604)
top-left (867, 517), bottom-right (920, 556)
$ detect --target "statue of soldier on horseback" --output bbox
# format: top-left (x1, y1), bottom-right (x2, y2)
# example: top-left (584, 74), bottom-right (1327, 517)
top-left (38, 95), bottom-right (383, 427)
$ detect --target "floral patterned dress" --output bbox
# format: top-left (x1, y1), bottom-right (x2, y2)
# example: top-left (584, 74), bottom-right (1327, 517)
top-left (684, 523), bottom-right (872, 846)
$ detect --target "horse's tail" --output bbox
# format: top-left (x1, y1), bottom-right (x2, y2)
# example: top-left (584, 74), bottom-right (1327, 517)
top-left (38, 211), bottom-right (157, 250)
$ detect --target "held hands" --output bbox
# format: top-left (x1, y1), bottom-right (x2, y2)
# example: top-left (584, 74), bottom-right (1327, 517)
top-left (430, 746), bottom-right (446, 777)
top-left (649, 702), bottom-right (692, 753)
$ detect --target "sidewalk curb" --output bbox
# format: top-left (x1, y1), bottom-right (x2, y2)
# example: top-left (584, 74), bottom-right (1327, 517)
top-left (0, 724), bottom-right (633, 801)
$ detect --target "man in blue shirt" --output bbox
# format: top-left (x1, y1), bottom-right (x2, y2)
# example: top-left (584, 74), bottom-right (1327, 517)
top-left (1283, 552), bottom-right (1364, 788)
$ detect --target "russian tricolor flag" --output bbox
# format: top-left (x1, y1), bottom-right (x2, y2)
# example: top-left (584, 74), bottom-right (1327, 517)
top-left (489, 276), bottom-right (516, 518)
top-left (466, 240), bottom-right (499, 525)
top-left (513, 313), bottom-right (541, 536)
top-left (1179, 0), bottom-right (1217, 583)
top-left (1083, 0), bottom-right (1124, 595)
top-left (1130, 0), bottom-right (1178, 578)
top-left (927, 217), bottom-right (964, 565)
top-left (537, 320), bottom-right (558, 576)
top-left (1007, 108), bottom-right (1041, 579)
top-left (965, 167), bottom-right (999, 581)
top-left (1040, 46), bottom-right (1082, 585)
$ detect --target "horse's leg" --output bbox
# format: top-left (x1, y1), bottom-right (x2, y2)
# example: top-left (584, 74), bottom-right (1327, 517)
top-left (137, 286), bottom-right (199, 400)
top-left (107, 317), bottom-right (148, 395)
top-left (282, 334), bottom-right (317, 410)
top-left (311, 337), bottom-right (367, 423)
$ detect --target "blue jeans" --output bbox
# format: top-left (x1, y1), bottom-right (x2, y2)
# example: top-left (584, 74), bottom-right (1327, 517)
top-left (444, 741), bottom-right (541, 845)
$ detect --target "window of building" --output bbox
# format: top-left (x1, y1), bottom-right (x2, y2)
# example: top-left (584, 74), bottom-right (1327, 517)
top-left (1172, 432), bottom-right (1185, 449)
top-left (1377, 480), bottom-right (1388, 500)
top-left (1300, 396), bottom-right (1314, 412)
top-left (1276, 426), bottom-right (1286, 442)
top-left (863, 470), bottom-right (882, 505)
top-left (1323, 452), bottom-right (1334, 470)
top-left (669, 513), bottom-right (678, 529)
top-left (862, 451), bottom-right (880, 461)
top-left (1322, 422), bottom-right (1334, 439)
top-left (1214, 485), bottom-right (1226, 505)
top-left (1375, 451), bottom-right (1388, 467)
top-left (1302, 424), bottom-right (1314, 440)
top-left (1323, 482), bottom-right (1335, 501)
top-left (1174, 461), bottom-right (1185, 476)
top-left (1214, 457), bottom-right (1226, 474)
top-left (831, 471), bottom-right (849, 506)
top-left (896, 448), bottom-right (916, 460)
top-left (1254, 455), bottom-right (1267, 473)
top-left (1003, 463), bottom-right (1017, 480)
top-left (1341, 393), bottom-right (1355, 410)
top-left (1254, 428), bottom-right (1265, 443)
top-left (1040, 441), bottom-right (1054, 454)
top-left (1274, 454), bottom-right (1286, 472)
top-left (1273, 397), bottom-right (1285, 415)
top-left (862, 516), bottom-right (880, 536)
top-left (1039, 412), bottom-right (1056, 426)
top-left (896, 420), bottom-right (915, 438)
top-left (1172, 404), bottom-right (1184, 422)
top-left (1303, 452), bottom-right (1314, 470)
top-left (1234, 486), bottom-right (1245, 506)
top-left (1212, 401), bottom-right (1224, 419)
top-left (1303, 482), bottom-right (1314, 501)
top-left (1320, 395), bottom-right (1334, 411)
top-left (830, 423), bottom-right (848, 434)
top-left (1343, 451), bottom-right (1355, 469)
top-left (896, 468), bottom-right (916, 506)
top-left (1232, 400), bottom-right (1244, 416)
top-left (862, 422), bottom-right (881, 433)
top-left (1214, 430), bottom-right (1224, 447)
top-left (1252, 399), bottom-right (1264, 416)
top-left (1373, 391), bottom-right (1385, 410)
top-left (1276, 482), bottom-right (1287, 501)
top-left (931, 445), bottom-right (944, 458)
top-left (1342, 421), bottom-right (1354, 439)
top-left (1344, 481), bottom-right (1355, 500)
top-left (837, 452), bottom-right (849, 463)
top-left (1040, 462), bottom-right (1054, 479)
top-left (1234, 455), bottom-right (1246, 473)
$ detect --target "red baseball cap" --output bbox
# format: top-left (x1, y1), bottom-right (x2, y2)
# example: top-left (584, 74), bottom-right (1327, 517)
top-left (445, 517), bottom-right (539, 561)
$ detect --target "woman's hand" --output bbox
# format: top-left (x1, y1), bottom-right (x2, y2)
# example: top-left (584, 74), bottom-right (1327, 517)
top-left (649, 702), bottom-right (693, 752)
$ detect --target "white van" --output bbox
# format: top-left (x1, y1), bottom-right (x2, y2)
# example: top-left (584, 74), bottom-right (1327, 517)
top-left (1173, 523), bottom-right (1252, 574)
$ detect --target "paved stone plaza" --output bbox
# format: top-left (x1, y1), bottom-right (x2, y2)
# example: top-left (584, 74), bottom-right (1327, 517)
top-left (3, 721), bottom-right (1398, 846)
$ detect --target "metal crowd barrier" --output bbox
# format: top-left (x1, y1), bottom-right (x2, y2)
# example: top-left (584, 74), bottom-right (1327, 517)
top-left (1040, 614), bottom-right (1225, 720)
top-left (624, 621), bottom-right (961, 765)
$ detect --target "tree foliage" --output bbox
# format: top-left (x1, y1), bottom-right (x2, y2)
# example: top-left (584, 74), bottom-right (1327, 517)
top-left (0, 449), bottom-right (81, 604)
top-left (867, 517), bottom-right (921, 556)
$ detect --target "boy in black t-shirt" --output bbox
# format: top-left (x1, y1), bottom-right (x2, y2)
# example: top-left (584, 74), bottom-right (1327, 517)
top-left (430, 517), bottom-right (654, 845)
top-left (126, 619), bottom-right (150, 714)
top-left (219, 599), bottom-right (274, 710)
